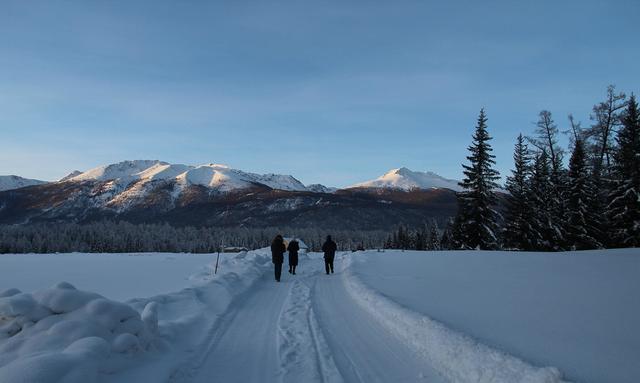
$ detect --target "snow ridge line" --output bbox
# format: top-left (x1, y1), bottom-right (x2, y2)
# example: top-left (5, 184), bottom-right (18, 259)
top-left (342, 258), bottom-right (569, 383)
top-left (277, 278), bottom-right (343, 383)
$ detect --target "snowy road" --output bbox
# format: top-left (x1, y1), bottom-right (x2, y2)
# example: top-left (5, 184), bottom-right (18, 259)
top-left (173, 256), bottom-right (445, 383)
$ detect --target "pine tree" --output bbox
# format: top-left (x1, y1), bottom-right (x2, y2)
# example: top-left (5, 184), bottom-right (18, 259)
top-left (566, 138), bottom-right (602, 250)
top-left (527, 110), bottom-right (567, 248)
top-left (454, 109), bottom-right (501, 250)
top-left (529, 150), bottom-right (561, 250)
top-left (608, 94), bottom-right (640, 247)
top-left (440, 218), bottom-right (454, 250)
top-left (428, 222), bottom-right (441, 250)
top-left (502, 134), bottom-right (537, 250)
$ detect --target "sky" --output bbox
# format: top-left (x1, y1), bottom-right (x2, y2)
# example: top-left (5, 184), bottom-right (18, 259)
top-left (1, 0), bottom-right (639, 188)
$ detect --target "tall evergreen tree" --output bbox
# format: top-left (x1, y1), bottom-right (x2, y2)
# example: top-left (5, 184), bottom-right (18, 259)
top-left (454, 109), bottom-right (501, 250)
top-left (566, 138), bottom-right (602, 250)
top-left (502, 134), bottom-right (536, 250)
top-left (608, 94), bottom-right (640, 247)
top-left (428, 221), bottom-right (441, 250)
top-left (527, 110), bottom-right (567, 248)
top-left (529, 150), bottom-right (562, 250)
top-left (440, 218), bottom-right (454, 250)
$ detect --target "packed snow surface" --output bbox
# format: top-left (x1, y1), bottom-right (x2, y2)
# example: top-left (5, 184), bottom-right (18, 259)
top-left (352, 249), bottom-right (640, 383)
top-left (350, 167), bottom-right (462, 191)
top-left (0, 175), bottom-right (47, 191)
top-left (2, 248), bottom-right (636, 383)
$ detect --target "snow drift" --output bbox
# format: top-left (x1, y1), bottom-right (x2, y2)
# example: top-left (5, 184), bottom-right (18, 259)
top-left (0, 282), bottom-right (160, 382)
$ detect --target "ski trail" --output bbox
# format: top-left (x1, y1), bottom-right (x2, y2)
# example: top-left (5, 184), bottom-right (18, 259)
top-left (277, 276), bottom-right (343, 383)
top-left (171, 272), bottom-right (293, 383)
top-left (167, 255), bottom-right (445, 383)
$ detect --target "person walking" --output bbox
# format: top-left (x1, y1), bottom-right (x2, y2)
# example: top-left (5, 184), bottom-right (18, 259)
top-left (322, 235), bottom-right (337, 274)
top-left (271, 235), bottom-right (286, 282)
top-left (287, 238), bottom-right (300, 275)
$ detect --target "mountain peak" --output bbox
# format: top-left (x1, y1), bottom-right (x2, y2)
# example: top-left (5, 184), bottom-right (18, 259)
top-left (62, 160), bottom-right (312, 193)
top-left (0, 175), bottom-right (48, 192)
top-left (351, 167), bottom-right (461, 191)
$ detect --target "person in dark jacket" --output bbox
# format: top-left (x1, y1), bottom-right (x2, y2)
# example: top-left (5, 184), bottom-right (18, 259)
top-left (322, 235), bottom-right (337, 274)
top-left (287, 239), bottom-right (300, 275)
top-left (271, 235), bottom-right (286, 282)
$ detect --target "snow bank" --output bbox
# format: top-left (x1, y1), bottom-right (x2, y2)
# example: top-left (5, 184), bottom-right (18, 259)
top-left (341, 255), bottom-right (567, 383)
top-left (0, 282), bottom-right (159, 383)
top-left (109, 249), bottom-right (273, 382)
top-left (0, 249), bottom-right (273, 383)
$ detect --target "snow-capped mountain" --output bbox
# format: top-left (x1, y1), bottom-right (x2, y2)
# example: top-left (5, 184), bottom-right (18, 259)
top-left (350, 167), bottom-right (462, 192)
top-left (67, 160), bottom-right (309, 193)
top-left (0, 175), bottom-right (47, 191)
top-left (0, 161), bottom-right (463, 229)
top-left (47, 160), bottom-right (315, 212)
top-left (0, 161), bottom-right (462, 229)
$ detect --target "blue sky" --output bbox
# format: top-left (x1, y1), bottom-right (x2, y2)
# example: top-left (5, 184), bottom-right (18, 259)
top-left (1, 0), bottom-right (638, 187)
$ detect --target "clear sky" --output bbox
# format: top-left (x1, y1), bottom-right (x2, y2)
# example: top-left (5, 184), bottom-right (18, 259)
top-left (1, 0), bottom-right (638, 187)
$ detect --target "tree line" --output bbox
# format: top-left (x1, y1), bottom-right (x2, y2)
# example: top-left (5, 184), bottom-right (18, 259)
top-left (0, 221), bottom-right (390, 254)
top-left (452, 85), bottom-right (639, 251)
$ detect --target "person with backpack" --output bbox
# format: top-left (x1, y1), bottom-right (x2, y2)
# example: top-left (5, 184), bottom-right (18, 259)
top-left (321, 235), bottom-right (337, 274)
top-left (271, 235), bottom-right (286, 282)
top-left (287, 238), bottom-right (300, 275)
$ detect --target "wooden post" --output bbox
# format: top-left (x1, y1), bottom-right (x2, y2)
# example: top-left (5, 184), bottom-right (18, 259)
top-left (214, 245), bottom-right (221, 274)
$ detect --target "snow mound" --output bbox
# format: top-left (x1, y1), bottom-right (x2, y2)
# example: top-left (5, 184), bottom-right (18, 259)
top-left (0, 175), bottom-right (48, 191)
top-left (350, 167), bottom-right (462, 191)
top-left (0, 282), bottom-right (159, 382)
top-left (342, 257), bottom-right (567, 383)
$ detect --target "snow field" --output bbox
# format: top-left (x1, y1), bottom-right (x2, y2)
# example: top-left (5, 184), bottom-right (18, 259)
top-left (352, 249), bottom-right (640, 383)
top-left (0, 253), bottom-right (219, 302)
top-left (342, 254), bottom-right (567, 383)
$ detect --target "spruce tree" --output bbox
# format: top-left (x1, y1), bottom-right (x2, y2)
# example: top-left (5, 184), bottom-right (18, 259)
top-left (529, 150), bottom-right (560, 250)
top-left (566, 138), bottom-right (602, 250)
top-left (503, 134), bottom-right (536, 250)
top-left (440, 218), bottom-right (454, 250)
top-left (527, 110), bottom-right (567, 248)
top-left (608, 94), bottom-right (640, 247)
top-left (428, 222), bottom-right (441, 250)
top-left (454, 109), bottom-right (501, 250)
